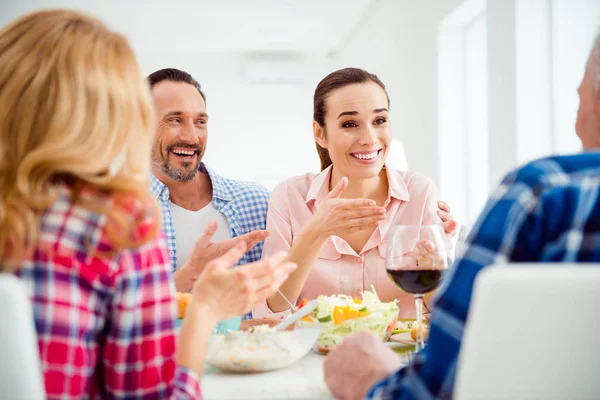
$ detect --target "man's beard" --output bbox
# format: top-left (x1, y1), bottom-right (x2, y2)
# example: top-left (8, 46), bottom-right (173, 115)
top-left (152, 143), bottom-right (203, 182)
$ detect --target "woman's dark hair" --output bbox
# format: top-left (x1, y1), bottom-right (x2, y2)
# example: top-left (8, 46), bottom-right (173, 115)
top-left (313, 67), bottom-right (389, 170)
top-left (147, 68), bottom-right (206, 104)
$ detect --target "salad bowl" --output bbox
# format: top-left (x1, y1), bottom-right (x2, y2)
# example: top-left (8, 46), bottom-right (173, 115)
top-left (298, 290), bottom-right (398, 354)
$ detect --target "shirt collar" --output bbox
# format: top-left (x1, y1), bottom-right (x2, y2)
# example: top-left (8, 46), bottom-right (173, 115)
top-left (203, 163), bottom-right (231, 202)
top-left (305, 165), bottom-right (334, 206)
top-left (150, 162), bottom-right (232, 202)
top-left (386, 164), bottom-right (411, 202)
top-left (304, 162), bottom-right (410, 207)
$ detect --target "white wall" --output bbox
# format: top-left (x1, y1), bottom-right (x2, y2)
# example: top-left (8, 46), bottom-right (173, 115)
top-left (515, 0), bottom-right (553, 164)
top-left (514, 0), bottom-right (600, 164)
top-left (4, 0), bottom-right (597, 201)
top-left (136, 0), bottom-right (468, 189)
top-left (330, 0), bottom-right (466, 185)
top-left (438, 0), bottom-right (489, 226)
top-left (486, 0), bottom-right (519, 189)
top-left (490, 0), bottom-right (600, 181)
top-left (436, 0), bottom-right (600, 226)
top-left (137, 51), bottom-right (332, 187)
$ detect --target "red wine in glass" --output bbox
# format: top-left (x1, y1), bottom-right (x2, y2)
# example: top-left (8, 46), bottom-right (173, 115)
top-left (386, 225), bottom-right (449, 351)
top-left (387, 269), bottom-right (446, 294)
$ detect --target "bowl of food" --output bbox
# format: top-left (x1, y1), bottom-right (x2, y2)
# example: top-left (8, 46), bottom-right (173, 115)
top-left (299, 290), bottom-right (398, 354)
top-left (205, 324), bottom-right (322, 372)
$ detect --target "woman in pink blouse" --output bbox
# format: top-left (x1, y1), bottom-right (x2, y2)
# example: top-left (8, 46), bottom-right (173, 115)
top-left (254, 68), bottom-right (455, 319)
top-left (0, 10), bottom-right (295, 399)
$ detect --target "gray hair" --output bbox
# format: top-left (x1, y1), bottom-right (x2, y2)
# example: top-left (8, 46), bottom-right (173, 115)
top-left (588, 30), bottom-right (600, 92)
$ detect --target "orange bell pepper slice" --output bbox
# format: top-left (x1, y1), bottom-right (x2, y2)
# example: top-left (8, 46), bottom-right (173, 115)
top-left (346, 308), bottom-right (360, 320)
top-left (333, 306), bottom-right (346, 324)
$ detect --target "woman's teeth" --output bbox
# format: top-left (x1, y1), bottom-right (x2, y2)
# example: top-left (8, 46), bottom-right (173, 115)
top-left (351, 151), bottom-right (378, 160)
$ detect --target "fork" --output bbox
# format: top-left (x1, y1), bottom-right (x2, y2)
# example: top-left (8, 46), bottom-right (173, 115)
top-left (276, 289), bottom-right (297, 312)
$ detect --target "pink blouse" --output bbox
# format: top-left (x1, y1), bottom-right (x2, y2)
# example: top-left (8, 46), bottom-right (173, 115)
top-left (253, 164), bottom-right (442, 319)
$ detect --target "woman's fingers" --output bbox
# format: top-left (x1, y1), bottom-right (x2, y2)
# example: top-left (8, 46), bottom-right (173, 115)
top-left (337, 199), bottom-right (378, 208)
top-left (348, 215), bottom-right (386, 230)
top-left (326, 177), bottom-right (349, 199)
top-left (251, 262), bottom-right (297, 300)
top-left (236, 252), bottom-right (288, 281)
top-left (241, 260), bottom-right (295, 294)
top-left (205, 241), bottom-right (246, 272)
top-left (344, 206), bottom-right (386, 218)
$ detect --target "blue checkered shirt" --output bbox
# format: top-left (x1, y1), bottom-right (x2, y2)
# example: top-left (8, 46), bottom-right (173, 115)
top-left (368, 152), bottom-right (600, 399)
top-left (150, 163), bottom-right (270, 272)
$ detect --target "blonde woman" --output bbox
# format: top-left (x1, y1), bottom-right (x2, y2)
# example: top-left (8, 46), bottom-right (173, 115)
top-left (0, 10), bottom-right (295, 399)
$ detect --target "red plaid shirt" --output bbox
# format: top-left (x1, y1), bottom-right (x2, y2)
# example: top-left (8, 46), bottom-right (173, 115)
top-left (16, 187), bottom-right (201, 399)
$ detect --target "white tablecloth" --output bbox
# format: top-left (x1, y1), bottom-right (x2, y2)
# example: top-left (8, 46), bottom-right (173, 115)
top-left (202, 343), bottom-right (413, 400)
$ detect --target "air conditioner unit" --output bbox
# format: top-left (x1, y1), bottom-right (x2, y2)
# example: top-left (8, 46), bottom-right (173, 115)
top-left (243, 56), bottom-right (305, 84)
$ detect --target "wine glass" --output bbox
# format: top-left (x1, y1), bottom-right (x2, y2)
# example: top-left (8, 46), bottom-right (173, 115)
top-left (455, 225), bottom-right (472, 260)
top-left (386, 225), bottom-right (449, 351)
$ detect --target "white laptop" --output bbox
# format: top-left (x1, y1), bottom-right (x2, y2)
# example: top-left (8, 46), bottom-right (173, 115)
top-left (454, 265), bottom-right (600, 400)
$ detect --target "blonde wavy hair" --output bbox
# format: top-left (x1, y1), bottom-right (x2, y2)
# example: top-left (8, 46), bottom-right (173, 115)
top-left (0, 9), bottom-right (159, 269)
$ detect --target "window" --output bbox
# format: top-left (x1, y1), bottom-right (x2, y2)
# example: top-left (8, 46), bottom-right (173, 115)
top-left (438, 0), bottom-right (488, 225)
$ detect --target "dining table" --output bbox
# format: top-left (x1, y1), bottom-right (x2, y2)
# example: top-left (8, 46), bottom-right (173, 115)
top-left (201, 342), bottom-right (414, 400)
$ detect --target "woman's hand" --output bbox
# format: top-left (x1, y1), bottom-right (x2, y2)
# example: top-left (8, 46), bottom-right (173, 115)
top-left (405, 239), bottom-right (445, 268)
top-left (306, 177), bottom-right (386, 239)
top-left (438, 201), bottom-right (457, 237)
top-left (191, 242), bottom-right (297, 321)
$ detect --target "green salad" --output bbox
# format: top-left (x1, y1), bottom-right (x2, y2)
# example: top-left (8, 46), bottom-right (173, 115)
top-left (299, 289), bottom-right (398, 353)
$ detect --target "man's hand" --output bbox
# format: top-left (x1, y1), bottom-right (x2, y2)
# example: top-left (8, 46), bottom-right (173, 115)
top-left (324, 331), bottom-right (402, 400)
top-left (438, 201), bottom-right (457, 236)
top-left (174, 221), bottom-right (270, 292)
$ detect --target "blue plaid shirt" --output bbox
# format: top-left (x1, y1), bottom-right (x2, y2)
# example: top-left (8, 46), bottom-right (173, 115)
top-left (368, 152), bottom-right (600, 399)
top-left (150, 163), bottom-right (270, 272)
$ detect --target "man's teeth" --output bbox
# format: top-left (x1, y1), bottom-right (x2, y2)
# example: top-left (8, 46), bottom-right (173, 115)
top-left (172, 149), bottom-right (195, 156)
top-left (352, 151), bottom-right (378, 160)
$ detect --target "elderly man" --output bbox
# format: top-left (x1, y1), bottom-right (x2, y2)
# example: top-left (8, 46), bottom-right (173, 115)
top-left (148, 68), bottom-right (458, 295)
top-left (324, 31), bottom-right (600, 400)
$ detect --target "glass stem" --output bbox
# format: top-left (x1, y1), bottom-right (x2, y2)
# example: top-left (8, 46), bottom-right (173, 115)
top-left (414, 294), bottom-right (425, 352)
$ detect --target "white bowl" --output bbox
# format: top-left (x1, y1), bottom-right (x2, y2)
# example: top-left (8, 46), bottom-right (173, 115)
top-left (205, 325), bottom-right (322, 372)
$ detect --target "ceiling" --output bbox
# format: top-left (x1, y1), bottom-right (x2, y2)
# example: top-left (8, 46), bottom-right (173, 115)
top-left (0, 0), bottom-right (376, 54)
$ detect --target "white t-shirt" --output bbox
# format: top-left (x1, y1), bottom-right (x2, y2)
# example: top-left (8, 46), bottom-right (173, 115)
top-left (170, 202), bottom-right (231, 270)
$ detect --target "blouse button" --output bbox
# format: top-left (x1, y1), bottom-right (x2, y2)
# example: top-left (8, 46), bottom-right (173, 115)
top-left (356, 257), bottom-right (363, 264)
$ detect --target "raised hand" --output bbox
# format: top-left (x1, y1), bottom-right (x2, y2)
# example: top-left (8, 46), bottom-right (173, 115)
top-left (191, 243), bottom-right (297, 320)
top-left (307, 177), bottom-right (386, 238)
top-left (175, 221), bottom-right (270, 292)
top-left (438, 201), bottom-right (457, 236)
